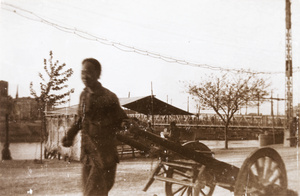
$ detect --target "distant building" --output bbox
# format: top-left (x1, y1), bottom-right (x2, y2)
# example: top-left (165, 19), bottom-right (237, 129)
top-left (13, 97), bottom-right (40, 121)
top-left (0, 81), bottom-right (8, 97)
top-left (1, 81), bottom-right (42, 160)
top-left (1, 81), bottom-right (41, 121)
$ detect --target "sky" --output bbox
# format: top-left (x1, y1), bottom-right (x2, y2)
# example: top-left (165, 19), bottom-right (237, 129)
top-left (1, 0), bottom-right (300, 114)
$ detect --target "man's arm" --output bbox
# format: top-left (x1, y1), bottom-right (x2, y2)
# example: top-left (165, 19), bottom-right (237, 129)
top-left (62, 117), bottom-right (82, 147)
top-left (62, 92), bottom-right (84, 147)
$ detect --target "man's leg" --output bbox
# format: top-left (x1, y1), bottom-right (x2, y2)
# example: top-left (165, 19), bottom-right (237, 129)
top-left (104, 165), bottom-right (117, 192)
top-left (83, 164), bottom-right (108, 196)
top-left (82, 163), bottom-right (91, 191)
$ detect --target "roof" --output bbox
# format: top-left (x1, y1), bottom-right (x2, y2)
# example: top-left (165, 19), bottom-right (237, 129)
top-left (119, 95), bottom-right (193, 115)
top-left (50, 95), bottom-right (193, 116)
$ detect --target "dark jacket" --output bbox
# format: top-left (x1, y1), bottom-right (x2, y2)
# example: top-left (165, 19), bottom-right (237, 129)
top-left (169, 126), bottom-right (180, 143)
top-left (65, 82), bottom-right (127, 168)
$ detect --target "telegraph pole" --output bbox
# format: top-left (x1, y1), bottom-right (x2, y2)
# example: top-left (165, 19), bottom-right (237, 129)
top-left (284, 0), bottom-right (294, 147)
top-left (187, 96), bottom-right (189, 112)
top-left (151, 82), bottom-right (154, 126)
top-left (271, 91), bottom-right (275, 144)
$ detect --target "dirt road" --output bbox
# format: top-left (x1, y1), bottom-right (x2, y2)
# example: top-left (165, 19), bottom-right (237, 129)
top-left (0, 144), bottom-right (299, 196)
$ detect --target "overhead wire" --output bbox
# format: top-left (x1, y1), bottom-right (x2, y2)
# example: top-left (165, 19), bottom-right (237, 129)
top-left (1, 2), bottom-right (297, 75)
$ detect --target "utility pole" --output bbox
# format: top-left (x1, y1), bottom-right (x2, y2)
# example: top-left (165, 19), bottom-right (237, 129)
top-left (1, 81), bottom-right (12, 160)
top-left (2, 114), bottom-right (12, 160)
top-left (271, 92), bottom-right (275, 144)
top-left (277, 94), bottom-right (280, 116)
top-left (284, 0), bottom-right (294, 147)
top-left (187, 96), bottom-right (189, 112)
top-left (257, 94), bottom-right (260, 116)
top-left (151, 82), bottom-right (154, 126)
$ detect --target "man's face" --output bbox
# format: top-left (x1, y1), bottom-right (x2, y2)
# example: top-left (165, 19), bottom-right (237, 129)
top-left (81, 62), bottom-right (99, 88)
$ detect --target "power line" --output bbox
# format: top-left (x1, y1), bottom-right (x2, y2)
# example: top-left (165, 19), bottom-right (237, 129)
top-left (1, 2), bottom-right (297, 75)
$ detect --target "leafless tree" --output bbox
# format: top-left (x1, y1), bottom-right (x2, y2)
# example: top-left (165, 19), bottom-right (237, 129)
top-left (187, 72), bottom-right (269, 149)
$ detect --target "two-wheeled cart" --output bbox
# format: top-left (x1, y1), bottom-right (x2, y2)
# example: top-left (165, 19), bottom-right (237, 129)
top-left (120, 124), bottom-right (298, 196)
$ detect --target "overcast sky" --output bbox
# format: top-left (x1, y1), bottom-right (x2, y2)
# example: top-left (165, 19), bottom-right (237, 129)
top-left (1, 0), bottom-right (300, 114)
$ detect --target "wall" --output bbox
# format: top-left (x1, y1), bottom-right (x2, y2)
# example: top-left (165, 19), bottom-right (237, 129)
top-left (46, 115), bottom-right (81, 161)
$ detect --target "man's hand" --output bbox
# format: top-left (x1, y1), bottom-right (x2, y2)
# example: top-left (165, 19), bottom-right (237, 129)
top-left (62, 136), bottom-right (73, 147)
top-left (121, 121), bottom-right (130, 130)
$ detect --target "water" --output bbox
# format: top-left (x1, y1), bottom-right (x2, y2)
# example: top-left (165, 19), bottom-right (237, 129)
top-left (0, 142), bottom-right (44, 160)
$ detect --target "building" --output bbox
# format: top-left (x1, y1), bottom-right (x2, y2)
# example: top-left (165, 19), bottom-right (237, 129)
top-left (1, 81), bottom-right (42, 160)
top-left (13, 97), bottom-right (40, 121)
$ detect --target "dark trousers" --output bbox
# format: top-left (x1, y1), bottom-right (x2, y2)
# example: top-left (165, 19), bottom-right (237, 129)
top-left (82, 163), bottom-right (117, 196)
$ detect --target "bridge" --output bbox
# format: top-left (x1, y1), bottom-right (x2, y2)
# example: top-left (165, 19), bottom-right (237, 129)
top-left (130, 114), bottom-right (287, 141)
top-left (138, 114), bottom-right (286, 129)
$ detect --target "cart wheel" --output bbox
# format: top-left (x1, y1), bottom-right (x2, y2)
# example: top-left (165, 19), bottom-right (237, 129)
top-left (165, 141), bottom-right (215, 196)
top-left (234, 147), bottom-right (287, 196)
top-left (165, 167), bottom-right (215, 196)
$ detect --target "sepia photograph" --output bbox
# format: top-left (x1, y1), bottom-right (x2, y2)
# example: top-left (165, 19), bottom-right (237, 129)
top-left (0, 0), bottom-right (299, 195)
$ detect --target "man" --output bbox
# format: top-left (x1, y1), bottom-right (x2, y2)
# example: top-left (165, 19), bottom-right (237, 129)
top-left (62, 58), bottom-right (128, 195)
top-left (169, 121), bottom-right (180, 143)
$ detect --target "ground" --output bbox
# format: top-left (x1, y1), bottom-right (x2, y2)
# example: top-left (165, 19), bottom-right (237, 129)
top-left (0, 144), bottom-right (299, 196)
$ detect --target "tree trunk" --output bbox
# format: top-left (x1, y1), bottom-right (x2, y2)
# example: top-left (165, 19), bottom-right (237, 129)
top-left (224, 125), bottom-right (229, 149)
top-left (39, 104), bottom-right (46, 163)
top-left (41, 104), bottom-right (48, 140)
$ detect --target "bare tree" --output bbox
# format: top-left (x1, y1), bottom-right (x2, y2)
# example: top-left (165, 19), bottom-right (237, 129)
top-left (30, 51), bottom-right (74, 140)
top-left (187, 72), bottom-right (269, 149)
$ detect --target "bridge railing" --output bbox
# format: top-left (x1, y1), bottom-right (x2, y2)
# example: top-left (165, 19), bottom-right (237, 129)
top-left (128, 114), bottom-right (286, 128)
